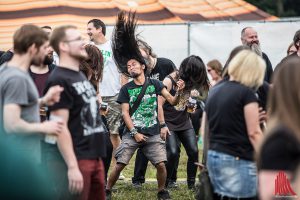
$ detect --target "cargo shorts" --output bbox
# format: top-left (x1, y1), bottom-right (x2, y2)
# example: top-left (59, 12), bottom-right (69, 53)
top-left (102, 95), bottom-right (122, 135)
top-left (115, 134), bottom-right (167, 166)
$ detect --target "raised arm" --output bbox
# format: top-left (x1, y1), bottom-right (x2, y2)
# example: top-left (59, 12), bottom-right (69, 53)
top-left (161, 79), bottom-right (185, 106)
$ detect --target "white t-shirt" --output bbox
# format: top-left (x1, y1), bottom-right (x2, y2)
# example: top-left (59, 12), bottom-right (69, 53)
top-left (95, 40), bottom-right (121, 97)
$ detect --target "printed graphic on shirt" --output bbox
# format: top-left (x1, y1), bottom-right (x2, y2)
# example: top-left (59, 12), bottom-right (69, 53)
top-left (72, 81), bottom-right (105, 136)
top-left (100, 50), bottom-right (111, 68)
top-left (128, 85), bottom-right (157, 128)
top-left (150, 73), bottom-right (160, 80)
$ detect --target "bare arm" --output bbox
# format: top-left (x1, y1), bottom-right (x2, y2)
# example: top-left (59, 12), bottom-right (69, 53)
top-left (244, 102), bottom-right (263, 152)
top-left (161, 77), bottom-right (184, 105)
top-left (3, 104), bottom-right (62, 135)
top-left (157, 77), bottom-right (172, 122)
top-left (158, 77), bottom-right (173, 140)
top-left (200, 112), bottom-right (207, 140)
top-left (121, 103), bottom-right (148, 142)
top-left (51, 109), bottom-right (83, 194)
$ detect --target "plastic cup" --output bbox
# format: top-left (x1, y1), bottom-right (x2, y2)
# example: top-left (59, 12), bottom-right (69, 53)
top-left (44, 115), bottom-right (62, 144)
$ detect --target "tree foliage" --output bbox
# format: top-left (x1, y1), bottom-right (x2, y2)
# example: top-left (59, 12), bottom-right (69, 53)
top-left (245, 0), bottom-right (300, 17)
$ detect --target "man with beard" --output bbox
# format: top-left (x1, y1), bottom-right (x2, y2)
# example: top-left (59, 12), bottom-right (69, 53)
top-left (87, 18), bottom-right (127, 180)
top-left (0, 24), bottom-right (64, 164)
top-left (106, 11), bottom-right (185, 200)
top-left (30, 45), bottom-right (56, 121)
top-left (44, 25), bottom-right (107, 200)
top-left (241, 27), bottom-right (273, 83)
top-left (132, 39), bottom-right (178, 188)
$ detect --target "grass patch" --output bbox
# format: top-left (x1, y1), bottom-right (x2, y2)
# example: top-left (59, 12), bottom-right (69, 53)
top-left (109, 142), bottom-right (203, 199)
top-left (110, 182), bottom-right (195, 200)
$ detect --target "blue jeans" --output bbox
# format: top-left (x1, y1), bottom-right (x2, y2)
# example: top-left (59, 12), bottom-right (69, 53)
top-left (207, 150), bottom-right (257, 198)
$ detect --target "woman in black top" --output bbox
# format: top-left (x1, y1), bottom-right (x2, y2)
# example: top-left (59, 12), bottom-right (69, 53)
top-left (203, 50), bottom-right (265, 199)
top-left (258, 57), bottom-right (300, 200)
top-left (159, 55), bottom-right (209, 189)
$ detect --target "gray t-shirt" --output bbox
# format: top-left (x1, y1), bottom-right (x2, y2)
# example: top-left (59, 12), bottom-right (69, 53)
top-left (0, 63), bottom-right (41, 163)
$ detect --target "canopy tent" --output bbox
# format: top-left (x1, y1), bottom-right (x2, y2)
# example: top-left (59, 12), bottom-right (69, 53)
top-left (0, 0), bottom-right (277, 50)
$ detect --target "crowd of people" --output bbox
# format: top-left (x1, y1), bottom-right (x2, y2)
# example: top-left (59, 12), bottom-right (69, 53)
top-left (0, 10), bottom-right (300, 200)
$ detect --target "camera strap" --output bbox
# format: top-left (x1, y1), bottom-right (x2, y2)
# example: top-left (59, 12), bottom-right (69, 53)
top-left (129, 77), bottom-right (149, 116)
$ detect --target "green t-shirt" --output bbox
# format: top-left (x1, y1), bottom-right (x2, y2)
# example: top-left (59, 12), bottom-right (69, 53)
top-left (117, 79), bottom-right (164, 136)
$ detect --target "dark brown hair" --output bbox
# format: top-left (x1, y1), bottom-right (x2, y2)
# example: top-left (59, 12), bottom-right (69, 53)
top-left (50, 25), bottom-right (76, 56)
top-left (13, 24), bottom-right (48, 54)
top-left (80, 44), bottom-right (104, 91)
top-left (88, 19), bottom-right (106, 36)
top-left (293, 29), bottom-right (300, 50)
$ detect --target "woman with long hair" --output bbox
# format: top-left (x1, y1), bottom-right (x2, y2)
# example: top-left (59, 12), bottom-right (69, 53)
top-left (79, 44), bottom-right (113, 182)
top-left (203, 50), bottom-right (265, 199)
top-left (258, 56), bottom-right (300, 200)
top-left (159, 55), bottom-right (210, 189)
top-left (80, 44), bottom-right (104, 91)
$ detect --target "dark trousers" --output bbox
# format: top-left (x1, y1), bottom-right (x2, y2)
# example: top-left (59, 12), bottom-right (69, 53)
top-left (102, 132), bottom-right (113, 182)
top-left (77, 159), bottom-right (105, 200)
top-left (132, 142), bottom-right (180, 184)
top-left (166, 129), bottom-right (198, 185)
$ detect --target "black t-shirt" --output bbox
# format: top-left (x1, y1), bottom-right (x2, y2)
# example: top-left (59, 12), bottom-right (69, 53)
top-left (259, 125), bottom-right (300, 172)
top-left (205, 81), bottom-right (258, 161)
top-left (163, 75), bottom-right (193, 131)
top-left (262, 52), bottom-right (273, 83)
top-left (149, 57), bottom-right (176, 81)
top-left (117, 79), bottom-right (164, 136)
top-left (44, 67), bottom-right (107, 159)
top-left (256, 81), bottom-right (269, 111)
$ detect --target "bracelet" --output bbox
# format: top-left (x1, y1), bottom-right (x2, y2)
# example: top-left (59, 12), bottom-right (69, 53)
top-left (160, 123), bottom-right (167, 129)
top-left (129, 127), bottom-right (138, 137)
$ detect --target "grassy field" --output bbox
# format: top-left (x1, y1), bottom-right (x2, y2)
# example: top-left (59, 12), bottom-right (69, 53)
top-left (109, 143), bottom-right (203, 200)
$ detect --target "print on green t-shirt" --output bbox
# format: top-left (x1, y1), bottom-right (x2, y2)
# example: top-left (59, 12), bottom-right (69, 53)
top-left (128, 85), bottom-right (157, 129)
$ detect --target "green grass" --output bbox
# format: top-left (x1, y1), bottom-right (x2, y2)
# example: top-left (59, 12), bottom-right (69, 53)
top-left (109, 143), bottom-right (203, 200)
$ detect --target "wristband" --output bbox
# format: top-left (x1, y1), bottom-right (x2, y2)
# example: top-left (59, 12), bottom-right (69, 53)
top-left (160, 123), bottom-right (167, 129)
top-left (129, 127), bottom-right (138, 137)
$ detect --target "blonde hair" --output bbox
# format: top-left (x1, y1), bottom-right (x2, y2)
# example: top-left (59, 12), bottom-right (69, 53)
top-left (228, 50), bottom-right (265, 89)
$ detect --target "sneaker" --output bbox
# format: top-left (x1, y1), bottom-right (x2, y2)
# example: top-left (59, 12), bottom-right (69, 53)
top-left (167, 181), bottom-right (178, 189)
top-left (118, 173), bottom-right (125, 180)
top-left (132, 182), bottom-right (142, 190)
top-left (157, 189), bottom-right (171, 200)
top-left (105, 189), bottom-right (112, 200)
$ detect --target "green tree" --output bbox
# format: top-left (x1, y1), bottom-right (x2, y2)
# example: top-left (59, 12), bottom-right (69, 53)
top-left (245, 0), bottom-right (300, 17)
